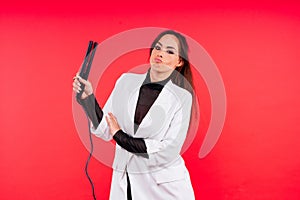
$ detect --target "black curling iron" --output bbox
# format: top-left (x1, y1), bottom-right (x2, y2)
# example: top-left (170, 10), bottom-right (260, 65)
top-left (76, 41), bottom-right (98, 101)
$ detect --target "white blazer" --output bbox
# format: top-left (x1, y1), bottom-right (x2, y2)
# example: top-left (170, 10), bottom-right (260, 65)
top-left (90, 72), bottom-right (195, 200)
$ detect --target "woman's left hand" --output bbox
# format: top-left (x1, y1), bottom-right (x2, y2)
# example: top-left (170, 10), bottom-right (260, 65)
top-left (106, 112), bottom-right (121, 136)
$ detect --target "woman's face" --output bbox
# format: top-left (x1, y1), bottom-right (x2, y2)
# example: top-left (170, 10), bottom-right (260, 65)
top-left (150, 34), bottom-right (183, 74)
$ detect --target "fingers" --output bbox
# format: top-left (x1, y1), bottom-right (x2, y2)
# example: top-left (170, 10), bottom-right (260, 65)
top-left (108, 112), bottom-right (117, 121)
top-left (73, 75), bottom-right (93, 99)
top-left (105, 115), bottom-right (113, 134)
top-left (105, 113), bottom-right (116, 125)
top-left (72, 73), bottom-right (89, 93)
top-left (105, 115), bottom-right (110, 126)
top-left (73, 72), bottom-right (80, 80)
top-left (76, 75), bottom-right (89, 85)
top-left (72, 78), bottom-right (82, 93)
top-left (105, 112), bottom-right (120, 136)
top-left (72, 73), bottom-right (89, 85)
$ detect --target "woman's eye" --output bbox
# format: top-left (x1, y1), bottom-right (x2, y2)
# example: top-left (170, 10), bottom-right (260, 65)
top-left (154, 45), bottom-right (161, 50)
top-left (167, 50), bottom-right (174, 55)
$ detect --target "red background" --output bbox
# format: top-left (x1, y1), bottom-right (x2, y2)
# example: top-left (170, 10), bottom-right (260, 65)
top-left (1, 0), bottom-right (300, 199)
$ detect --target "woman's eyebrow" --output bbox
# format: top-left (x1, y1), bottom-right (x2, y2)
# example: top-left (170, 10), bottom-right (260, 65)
top-left (166, 46), bottom-right (176, 50)
top-left (157, 42), bottom-right (177, 50)
top-left (157, 42), bottom-right (162, 46)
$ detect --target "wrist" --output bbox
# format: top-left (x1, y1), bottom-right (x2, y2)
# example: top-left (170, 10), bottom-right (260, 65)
top-left (81, 92), bottom-right (93, 99)
top-left (112, 129), bottom-right (121, 136)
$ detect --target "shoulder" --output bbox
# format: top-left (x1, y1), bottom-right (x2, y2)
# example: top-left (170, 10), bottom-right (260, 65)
top-left (168, 81), bottom-right (192, 103)
top-left (112, 72), bottom-right (147, 92)
top-left (116, 72), bottom-right (146, 84)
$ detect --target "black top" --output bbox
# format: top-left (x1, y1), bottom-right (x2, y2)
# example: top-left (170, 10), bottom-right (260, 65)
top-left (77, 70), bottom-right (174, 157)
top-left (133, 71), bottom-right (172, 133)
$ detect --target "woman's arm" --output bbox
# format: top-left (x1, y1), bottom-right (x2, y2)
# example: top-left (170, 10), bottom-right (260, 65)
top-left (73, 74), bottom-right (103, 129)
top-left (78, 94), bottom-right (103, 129)
top-left (105, 112), bottom-right (148, 158)
top-left (113, 130), bottom-right (148, 158)
top-left (74, 74), bottom-right (131, 142)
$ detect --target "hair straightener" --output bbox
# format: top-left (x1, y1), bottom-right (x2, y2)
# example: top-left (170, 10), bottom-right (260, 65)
top-left (77, 41), bottom-right (98, 200)
top-left (76, 41), bottom-right (98, 100)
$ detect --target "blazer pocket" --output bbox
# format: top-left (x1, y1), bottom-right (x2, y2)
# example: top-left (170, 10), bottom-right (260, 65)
top-left (152, 165), bottom-right (186, 184)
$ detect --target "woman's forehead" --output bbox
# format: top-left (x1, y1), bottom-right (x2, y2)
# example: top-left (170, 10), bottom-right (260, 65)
top-left (157, 34), bottom-right (180, 49)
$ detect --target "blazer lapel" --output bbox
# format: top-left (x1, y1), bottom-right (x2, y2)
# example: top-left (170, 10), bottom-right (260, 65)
top-left (125, 73), bottom-right (147, 136)
top-left (134, 81), bottom-right (175, 138)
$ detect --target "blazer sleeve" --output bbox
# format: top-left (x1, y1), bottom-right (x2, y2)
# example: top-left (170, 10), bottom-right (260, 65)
top-left (89, 75), bottom-right (123, 141)
top-left (144, 91), bottom-right (192, 167)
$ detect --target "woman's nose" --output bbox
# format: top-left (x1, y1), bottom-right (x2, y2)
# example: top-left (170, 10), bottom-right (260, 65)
top-left (157, 50), bottom-right (163, 58)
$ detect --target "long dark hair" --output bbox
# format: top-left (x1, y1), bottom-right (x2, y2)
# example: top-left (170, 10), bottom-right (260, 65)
top-left (150, 30), bottom-right (194, 95)
top-left (150, 30), bottom-right (198, 151)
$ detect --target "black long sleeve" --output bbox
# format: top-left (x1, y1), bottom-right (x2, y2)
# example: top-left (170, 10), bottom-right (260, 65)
top-left (77, 94), bottom-right (103, 129)
top-left (113, 130), bottom-right (149, 158)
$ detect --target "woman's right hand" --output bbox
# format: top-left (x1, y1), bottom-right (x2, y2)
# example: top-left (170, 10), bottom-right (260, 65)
top-left (72, 73), bottom-right (94, 99)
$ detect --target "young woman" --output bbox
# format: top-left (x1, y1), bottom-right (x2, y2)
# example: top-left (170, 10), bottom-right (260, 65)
top-left (73, 30), bottom-right (196, 200)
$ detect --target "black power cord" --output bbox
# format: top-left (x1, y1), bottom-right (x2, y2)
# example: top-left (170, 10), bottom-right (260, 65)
top-left (85, 121), bottom-right (97, 200)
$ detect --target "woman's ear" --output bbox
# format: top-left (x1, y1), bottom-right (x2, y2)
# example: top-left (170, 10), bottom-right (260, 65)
top-left (177, 58), bottom-right (184, 67)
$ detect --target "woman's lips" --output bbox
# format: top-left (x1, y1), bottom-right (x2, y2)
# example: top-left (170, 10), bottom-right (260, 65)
top-left (154, 58), bottom-right (162, 63)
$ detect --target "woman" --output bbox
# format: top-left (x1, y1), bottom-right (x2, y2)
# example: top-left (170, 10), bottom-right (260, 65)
top-left (73, 30), bottom-right (195, 200)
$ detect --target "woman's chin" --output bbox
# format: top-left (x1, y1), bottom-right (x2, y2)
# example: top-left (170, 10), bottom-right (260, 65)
top-left (151, 63), bottom-right (172, 72)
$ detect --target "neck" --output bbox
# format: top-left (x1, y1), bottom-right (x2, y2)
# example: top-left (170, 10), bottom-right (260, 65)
top-left (149, 69), bottom-right (174, 83)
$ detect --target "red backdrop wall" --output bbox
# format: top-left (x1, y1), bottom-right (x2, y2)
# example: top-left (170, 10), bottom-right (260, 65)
top-left (1, 0), bottom-right (300, 199)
